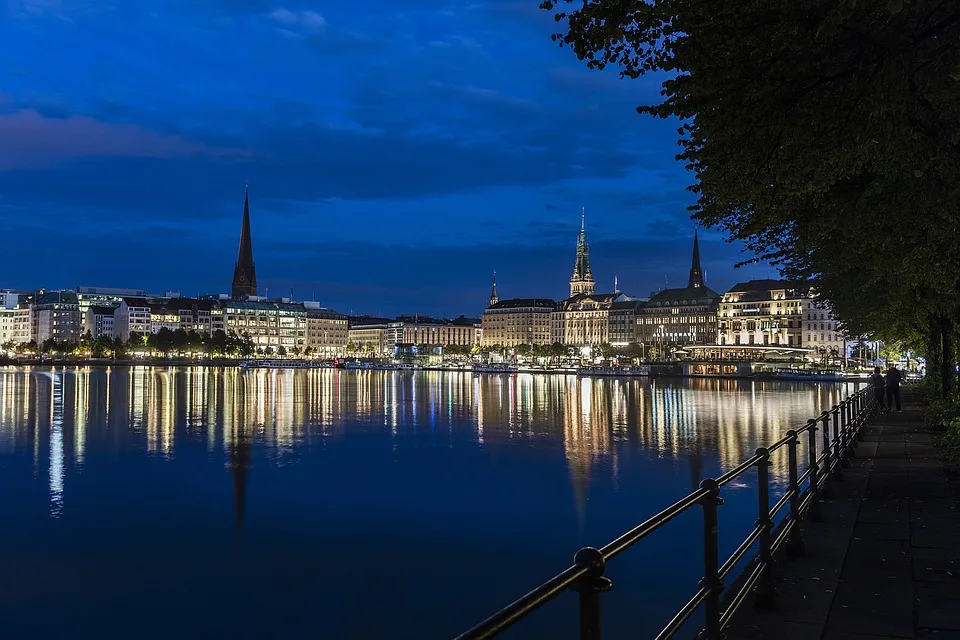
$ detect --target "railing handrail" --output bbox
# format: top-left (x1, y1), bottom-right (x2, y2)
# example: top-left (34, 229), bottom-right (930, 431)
top-left (454, 385), bottom-right (878, 640)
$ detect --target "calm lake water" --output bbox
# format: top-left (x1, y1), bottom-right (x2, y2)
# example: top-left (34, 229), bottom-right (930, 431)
top-left (0, 366), bottom-right (858, 639)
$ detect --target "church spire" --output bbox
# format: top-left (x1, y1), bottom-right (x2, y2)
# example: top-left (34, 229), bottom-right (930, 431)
top-left (231, 184), bottom-right (258, 299)
top-left (688, 228), bottom-right (705, 289)
top-left (569, 207), bottom-right (595, 297)
top-left (489, 270), bottom-right (499, 307)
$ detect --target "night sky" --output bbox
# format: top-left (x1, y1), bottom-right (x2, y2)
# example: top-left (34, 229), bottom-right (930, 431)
top-left (0, 0), bottom-right (774, 317)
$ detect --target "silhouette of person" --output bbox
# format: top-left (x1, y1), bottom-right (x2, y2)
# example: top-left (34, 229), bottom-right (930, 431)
top-left (885, 364), bottom-right (903, 412)
top-left (869, 366), bottom-right (886, 412)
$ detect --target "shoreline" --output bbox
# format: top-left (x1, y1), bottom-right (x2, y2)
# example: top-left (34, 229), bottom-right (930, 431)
top-left (0, 359), bottom-right (866, 382)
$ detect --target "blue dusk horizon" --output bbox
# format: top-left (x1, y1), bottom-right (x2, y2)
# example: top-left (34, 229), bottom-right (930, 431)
top-left (0, 1), bottom-right (775, 318)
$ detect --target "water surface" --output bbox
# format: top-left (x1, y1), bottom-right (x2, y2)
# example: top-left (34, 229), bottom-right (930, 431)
top-left (0, 366), bottom-right (856, 639)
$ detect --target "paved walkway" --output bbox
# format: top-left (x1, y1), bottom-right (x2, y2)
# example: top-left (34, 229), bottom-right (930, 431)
top-left (726, 389), bottom-right (960, 639)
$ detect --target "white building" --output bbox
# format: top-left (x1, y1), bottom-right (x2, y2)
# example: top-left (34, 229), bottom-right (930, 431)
top-left (115, 298), bottom-right (152, 342)
top-left (717, 280), bottom-right (806, 348)
top-left (222, 300), bottom-right (307, 350)
top-left (11, 307), bottom-right (32, 344)
top-left (304, 302), bottom-right (348, 358)
top-left (0, 292), bottom-right (19, 344)
top-left (802, 298), bottom-right (847, 363)
top-left (84, 306), bottom-right (117, 339)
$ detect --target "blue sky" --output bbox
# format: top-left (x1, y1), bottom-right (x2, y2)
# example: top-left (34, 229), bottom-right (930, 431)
top-left (0, 0), bottom-right (773, 317)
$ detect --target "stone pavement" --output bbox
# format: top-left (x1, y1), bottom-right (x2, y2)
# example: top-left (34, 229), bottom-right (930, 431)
top-left (725, 389), bottom-right (960, 640)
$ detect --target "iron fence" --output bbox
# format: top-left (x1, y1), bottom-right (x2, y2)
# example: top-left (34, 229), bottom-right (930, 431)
top-left (455, 385), bottom-right (878, 640)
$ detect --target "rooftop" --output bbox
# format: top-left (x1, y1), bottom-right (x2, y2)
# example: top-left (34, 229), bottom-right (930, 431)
top-left (647, 285), bottom-right (721, 305)
top-left (486, 297), bottom-right (557, 310)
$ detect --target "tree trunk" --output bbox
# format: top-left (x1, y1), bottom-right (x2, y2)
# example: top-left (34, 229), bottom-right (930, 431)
top-left (927, 314), bottom-right (943, 397)
top-left (942, 316), bottom-right (955, 398)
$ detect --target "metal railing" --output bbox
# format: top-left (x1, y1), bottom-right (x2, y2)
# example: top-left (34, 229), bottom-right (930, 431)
top-left (455, 386), bottom-right (878, 640)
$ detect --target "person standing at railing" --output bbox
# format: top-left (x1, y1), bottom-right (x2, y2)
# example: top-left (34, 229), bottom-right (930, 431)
top-left (885, 364), bottom-right (903, 412)
top-left (869, 366), bottom-right (887, 412)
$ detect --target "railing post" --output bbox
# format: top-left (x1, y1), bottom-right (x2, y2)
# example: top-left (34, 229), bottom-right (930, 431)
top-left (856, 391), bottom-right (866, 441)
top-left (698, 479), bottom-right (725, 640)
top-left (786, 430), bottom-right (805, 556)
top-left (833, 404), bottom-right (848, 471)
top-left (754, 448), bottom-right (778, 609)
top-left (570, 547), bottom-right (612, 640)
top-left (806, 419), bottom-right (823, 521)
top-left (846, 398), bottom-right (857, 456)
top-left (820, 413), bottom-right (835, 496)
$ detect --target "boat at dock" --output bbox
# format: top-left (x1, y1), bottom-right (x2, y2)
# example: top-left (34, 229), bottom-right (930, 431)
top-left (239, 359), bottom-right (314, 370)
top-left (576, 365), bottom-right (650, 377)
top-left (472, 363), bottom-right (519, 374)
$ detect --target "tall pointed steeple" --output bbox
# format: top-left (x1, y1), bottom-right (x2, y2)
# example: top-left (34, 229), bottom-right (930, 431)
top-left (231, 185), bottom-right (258, 299)
top-left (688, 228), bottom-right (705, 289)
top-left (489, 271), bottom-right (499, 307)
top-left (569, 206), bottom-right (595, 297)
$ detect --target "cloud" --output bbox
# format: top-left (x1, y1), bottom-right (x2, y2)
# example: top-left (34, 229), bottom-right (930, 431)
top-left (268, 7), bottom-right (326, 29)
top-left (0, 110), bottom-right (250, 170)
top-left (9, 0), bottom-right (68, 19)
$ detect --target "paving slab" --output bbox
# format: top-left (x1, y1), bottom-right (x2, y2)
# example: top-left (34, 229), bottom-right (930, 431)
top-left (723, 389), bottom-right (960, 640)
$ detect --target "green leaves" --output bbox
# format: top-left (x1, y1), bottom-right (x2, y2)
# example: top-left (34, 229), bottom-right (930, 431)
top-left (548, 0), bottom-right (960, 365)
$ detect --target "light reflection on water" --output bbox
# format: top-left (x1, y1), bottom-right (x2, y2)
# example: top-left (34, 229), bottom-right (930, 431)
top-left (0, 366), bottom-right (858, 639)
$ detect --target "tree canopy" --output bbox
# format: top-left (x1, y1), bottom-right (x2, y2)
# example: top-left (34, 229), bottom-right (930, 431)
top-left (542, 0), bottom-right (960, 393)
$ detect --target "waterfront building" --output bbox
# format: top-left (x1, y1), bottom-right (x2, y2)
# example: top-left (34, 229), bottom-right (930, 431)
top-left (802, 298), bottom-right (847, 363)
top-left (347, 317), bottom-right (390, 355)
top-left (637, 232), bottom-right (721, 348)
top-left (0, 308), bottom-right (12, 345)
top-left (608, 300), bottom-right (645, 346)
top-left (84, 306), bottom-right (117, 339)
top-left (481, 298), bottom-right (556, 347)
top-left (76, 286), bottom-right (142, 319)
top-left (548, 210), bottom-right (633, 347)
top-left (147, 298), bottom-right (224, 335)
top-left (231, 186), bottom-right (258, 300)
top-left (387, 315), bottom-right (482, 350)
top-left (150, 301), bottom-right (181, 333)
top-left (569, 208), bottom-right (596, 297)
top-left (32, 290), bottom-right (82, 344)
top-left (552, 292), bottom-right (628, 346)
top-left (717, 279), bottom-right (807, 347)
top-left (304, 303), bottom-right (349, 357)
top-left (11, 305), bottom-right (32, 344)
top-left (222, 299), bottom-right (306, 350)
top-left (115, 298), bottom-right (153, 342)
top-left (0, 292), bottom-right (19, 344)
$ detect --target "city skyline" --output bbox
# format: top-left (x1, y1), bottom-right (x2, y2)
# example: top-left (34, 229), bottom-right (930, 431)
top-left (0, 2), bottom-right (775, 317)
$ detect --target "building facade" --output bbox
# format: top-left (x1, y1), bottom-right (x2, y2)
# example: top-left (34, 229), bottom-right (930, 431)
top-left (608, 300), bottom-right (644, 346)
top-left (347, 318), bottom-right (390, 355)
top-left (717, 279), bottom-right (808, 347)
top-left (387, 316), bottom-right (481, 350)
top-left (115, 298), bottom-right (153, 342)
top-left (0, 292), bottom-right (19, 344)
top-left (637, 232), bottom-right (721, 347)
top-left (84, 306), bottom-right (117, 339)
top-left (222, 299), bottom-right (306, 350)
top-left (802, 298), bottom-right (846, 362)
top-left (11, 306), bottom-right (32, 344)
top-left (305, 304), bottom-right (349, 357)
top-left (76, 286), bottom-right (140, 320)
top-left (552, 292), bottom-right (627, 346)
top-left (481, 298), bottom-right (556, 347)
top-left (32, 291), bottom-right (82, 344)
